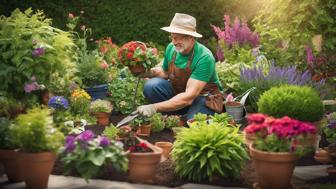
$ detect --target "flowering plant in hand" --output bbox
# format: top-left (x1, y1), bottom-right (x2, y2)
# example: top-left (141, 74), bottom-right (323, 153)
top-left (61, 130), bottom-right (128, 182)
top-left (117, 41), bottom-right (159, 69)
top-left (244, 113), bottom-right (317, 157)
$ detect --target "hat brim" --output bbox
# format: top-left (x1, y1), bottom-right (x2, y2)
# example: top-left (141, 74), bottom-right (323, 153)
top-left (161, 26), bottom-right (202, 38)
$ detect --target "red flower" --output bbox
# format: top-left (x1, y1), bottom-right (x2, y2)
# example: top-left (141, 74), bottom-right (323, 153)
top-left (99, 46), bottom-right (108, 54)
top-left (247, 113), bottom-right (266, 124)
top-left (127, 52), bottom-right (133, 59)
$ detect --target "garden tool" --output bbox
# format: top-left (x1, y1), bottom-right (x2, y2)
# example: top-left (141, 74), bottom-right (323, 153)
top-left (116, 110), bottom-right (139, 127)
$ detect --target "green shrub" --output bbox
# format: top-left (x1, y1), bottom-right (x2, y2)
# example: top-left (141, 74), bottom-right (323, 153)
top-left (258, 85), bottom-right (324, 122)
top-left (0, 8), bottom-right (77, 98)
top-left (150, 113), bottom-right (165, 133)
top-left (103, 124), bottom-right (119, 140)
top-left (172, 120), bottom-right (248, 181)
top-left (165, 115), bottom-right (180, 129)
top-left (11, 106), bottom-right (65, 153)
top-left (0, 117), bottom-right (16, 149)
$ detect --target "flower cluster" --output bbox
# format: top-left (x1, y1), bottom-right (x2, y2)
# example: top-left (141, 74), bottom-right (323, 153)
top-left (212, 15), bottom-right (259, 61)
top-left (89, 99), bottom-right (113, 113)
top-left (117, 41), bottom-right (159, 69)
top-left (322, 112), bottom-right (336, 144)
top-left (128, 142), bottom-right (153, 153)
top-left (24, 76), bottom-right (45, 93)
top-left (245, 113), bottom-right (317, 156)
top-left (70, 89), bottom-right (91, 115)
top-left (48, 96), bottom-right (69, 109)
top-left (96, 37), bottom-right (119, 66)
top-left (71, 89), bottom-right (91, 100)
top-left (61, 130), bottom-right (128, 182)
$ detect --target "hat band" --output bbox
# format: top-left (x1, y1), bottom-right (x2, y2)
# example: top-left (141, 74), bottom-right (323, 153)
top-left (170, 23), bottom-right (196, 32)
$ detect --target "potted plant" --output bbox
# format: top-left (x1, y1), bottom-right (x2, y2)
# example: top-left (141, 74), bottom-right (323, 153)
top-left (0, 117), bottom-right (24, 182)
top-left (89, 99), bottom-right (113, 126)
top-left (129, 116), bottom-right (151, 136)
top-left (108, 70), bottom-right (147, 114)
top-left (117, 41), bottom-right (159, 75)
top-left (150, 113), bottom-right (165, 133)
top-left (61, 130), bottom-right (128, 182)
top-left (10, 107), bottom-right (65, 189)
top-left (244, 113), bottom-right (317, 189)
top-left (70, 88), bottom-right (91, 117)
top-left (164, 115), bottom-right (182, 129)
top-left (257, 85), bottom-right (324, 123)
top-left (172, 115), bottom-right (248, 182)
top-left (103, 124), bottom-right (120, 140)
top-left (126, 136), bottom-right (162, 182)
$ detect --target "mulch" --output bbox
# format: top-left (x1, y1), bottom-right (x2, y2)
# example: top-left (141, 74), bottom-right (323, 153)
top-left (51, 114), bottom-right (335, 188)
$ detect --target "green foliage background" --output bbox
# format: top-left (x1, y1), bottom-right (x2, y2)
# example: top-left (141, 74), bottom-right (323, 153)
top-left (0, 0), bottom-right (262, 47)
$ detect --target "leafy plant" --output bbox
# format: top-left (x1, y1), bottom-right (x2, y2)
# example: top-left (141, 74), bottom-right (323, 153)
top-left (70, 89), bottom-right (91, 116)
top-left (239, 63), bottom-right (325, 112)
top-left (0, 8), bottom-right (77, 99)
top-left (172, 121), bottom-right (248, 181)
top-left (103, 124), bottom-right (120, 140)
top-left (193, 113), bottom-right (208, 122)
top-left (0, 117), bottom-right (16, 149)
top-left (209, 113), bottom-right (234, 126)
top-left (11, 107), bottom-right (64, 153)
top-left (129, 116), bottom-right (150, 131)
top-left (245, 113), bottom-right (317, 157)
top-left (89, 99), bottom-right (113, 113)
top-left (257, 85), bottom-right (324, 122)
top-left (322, 112), bottom-right (336, 144)
top-left (150, 113), bottom-right (165, 132)
top-left (165, 115), bottom-right (180, 129)
top-left (108, 69), bottom-right (147, 114)
top-left (61, 130), bottom-right (128, 182)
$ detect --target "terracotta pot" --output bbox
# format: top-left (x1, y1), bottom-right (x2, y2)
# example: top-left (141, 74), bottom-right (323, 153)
top-left (250, 145), bottom-right (299, 189)
top-left (0, 149), bottom-right (24, 182)
top-left (41, 91), bottom-right (52, 105)
top-left (327, 166), bottom-right (336, 177)
top-left (244, 131), bottom-right (256, 146)
top-left (155, 142), bottom-right (173, 159)
top-left (92, 112), bottom-right (110, 126)
top-left (138, 124), bottom-right (151, 136)
top-left (314, 148), bottom-right (332, 164)
top-left (128, 139), bottom-right (162, 182)
top-left (128, 64), bottom-right (146, 76)
top-left (21, 152), bottom-right (56, 189)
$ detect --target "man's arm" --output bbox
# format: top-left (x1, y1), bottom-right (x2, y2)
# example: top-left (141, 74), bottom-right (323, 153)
top-left (154, 78), bottom-right (207, 112)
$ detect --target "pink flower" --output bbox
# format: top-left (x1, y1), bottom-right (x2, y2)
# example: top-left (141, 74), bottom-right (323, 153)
top-left (225, 93), bottom-right (234, 102)
top-left (100, 61), bottom-right (109, 69)
top-left (247, 113), bottom-right (266, 124)
top-left (151, 48), bottom-right (158, 55)
top-left (68, 13), bottom-right (74, 19)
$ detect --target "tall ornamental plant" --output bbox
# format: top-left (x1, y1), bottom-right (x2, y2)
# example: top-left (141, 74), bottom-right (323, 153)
top-left (0, 8), bottom-right (77, 99)
top-left (253, 0), bottom-right (336, 79)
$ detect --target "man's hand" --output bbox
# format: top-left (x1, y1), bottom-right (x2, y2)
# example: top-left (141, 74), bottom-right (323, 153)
top-left (137, 104), bottom-right (157, 117)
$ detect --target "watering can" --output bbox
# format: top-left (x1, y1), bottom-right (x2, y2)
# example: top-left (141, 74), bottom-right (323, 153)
top-left (225, 87), bottom-right (256, 123)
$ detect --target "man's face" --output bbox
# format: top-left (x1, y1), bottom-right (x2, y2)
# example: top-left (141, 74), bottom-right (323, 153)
top-left (170, 33), bottom-right (193, 54)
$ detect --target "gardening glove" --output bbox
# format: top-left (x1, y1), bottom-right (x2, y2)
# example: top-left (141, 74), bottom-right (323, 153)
top-left (137, 104), bottom-right (157, 117)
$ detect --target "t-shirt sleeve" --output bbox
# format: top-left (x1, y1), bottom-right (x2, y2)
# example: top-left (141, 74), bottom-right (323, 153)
top-left (190, 55), bottom-right (215, 83)
top-left (162, 43), bottom-right (173, 71)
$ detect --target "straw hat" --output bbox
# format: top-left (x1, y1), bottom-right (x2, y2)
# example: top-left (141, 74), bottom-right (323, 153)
top-left (161, 13), bottom-right (202, 38)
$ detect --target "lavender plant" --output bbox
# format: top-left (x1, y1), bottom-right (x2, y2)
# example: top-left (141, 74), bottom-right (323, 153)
top-left (239, 63), bottom-right (325, 112)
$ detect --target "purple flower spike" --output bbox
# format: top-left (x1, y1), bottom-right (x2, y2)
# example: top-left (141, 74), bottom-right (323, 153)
top-left (77, 130), bottom-right (94, 142)
top-left (99, 136), bottom-right (110, 147)
top-left (32, 47), bottom-right (45, 57)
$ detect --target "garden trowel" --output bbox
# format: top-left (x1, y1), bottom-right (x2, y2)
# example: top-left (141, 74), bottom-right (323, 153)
top-left (116, 110), bottom-right (139, 127)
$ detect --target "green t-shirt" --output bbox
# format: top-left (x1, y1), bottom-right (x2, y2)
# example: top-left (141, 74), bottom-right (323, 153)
top-left (162, 42), bottom-right (223, 91)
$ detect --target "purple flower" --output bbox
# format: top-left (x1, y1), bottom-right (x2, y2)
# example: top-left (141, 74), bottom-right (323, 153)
top-left (32, 47), bottom-right (45, 57)
top-left (99, 136), bottom-right (110, 147)
top-left (77, 130), bottom-right (94, 142)
top-left (48, 96), bottom-right (69, 109)
top-left (65, 136), bottom-right (76, 152)
top-left (24, 81), bottom-right (40, 93)
top-left (305, 47), bottom-right (315, 67)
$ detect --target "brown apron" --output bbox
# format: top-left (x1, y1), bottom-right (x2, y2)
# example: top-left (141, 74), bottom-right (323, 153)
top-left (167, 51), bottom-right (224, 113)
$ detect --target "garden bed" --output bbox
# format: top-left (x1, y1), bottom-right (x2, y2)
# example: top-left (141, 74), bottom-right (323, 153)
top-left (51, 115), bottom-right (334, 188)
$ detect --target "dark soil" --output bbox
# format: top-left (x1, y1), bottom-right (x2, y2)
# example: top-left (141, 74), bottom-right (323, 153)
top-left (52, 114), bottom-right (335, 188)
